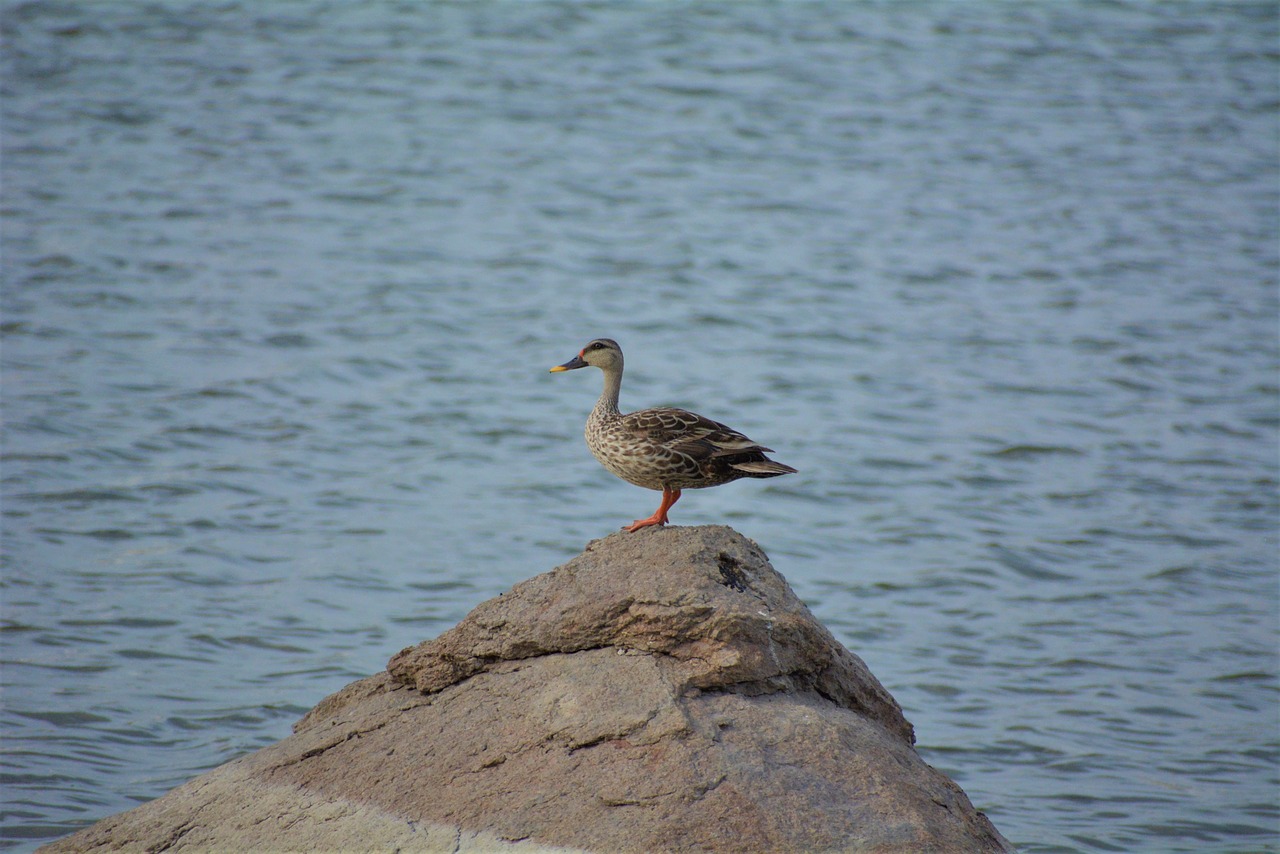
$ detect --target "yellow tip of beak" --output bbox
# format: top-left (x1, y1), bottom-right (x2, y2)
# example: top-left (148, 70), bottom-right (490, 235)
top-left (549, 366), bottom-right (568, 373)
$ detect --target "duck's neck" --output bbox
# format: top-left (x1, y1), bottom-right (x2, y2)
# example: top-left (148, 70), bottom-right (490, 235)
top-left (592, 363), bottom-right (623, 421)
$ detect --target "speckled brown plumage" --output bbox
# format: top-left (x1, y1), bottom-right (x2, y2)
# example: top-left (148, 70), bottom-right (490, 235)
top-left (550, 338), bottom-right (797, 531)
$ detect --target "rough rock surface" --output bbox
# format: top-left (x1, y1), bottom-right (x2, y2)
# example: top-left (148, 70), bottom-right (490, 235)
top-left (42, 526), bottom-right (1011, 853)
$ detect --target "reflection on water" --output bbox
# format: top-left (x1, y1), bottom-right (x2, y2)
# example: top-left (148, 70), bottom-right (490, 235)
top-left (2, 2), bottom-right (1277, 852)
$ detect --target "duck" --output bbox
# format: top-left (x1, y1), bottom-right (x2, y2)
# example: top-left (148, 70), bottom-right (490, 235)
top-left (550, 338), bottom-right (796, 531)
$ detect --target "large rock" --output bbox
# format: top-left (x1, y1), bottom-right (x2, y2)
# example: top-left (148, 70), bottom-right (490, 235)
top-left (42, 526), bottom-right (1011, 853)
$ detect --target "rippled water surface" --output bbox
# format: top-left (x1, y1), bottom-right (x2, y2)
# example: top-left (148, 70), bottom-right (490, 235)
top-left (3, 2), bottom-right (1277, 851)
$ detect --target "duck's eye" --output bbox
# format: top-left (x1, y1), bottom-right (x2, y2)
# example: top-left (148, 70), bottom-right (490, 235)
top-left (588, 342), bottom-right (605, 351)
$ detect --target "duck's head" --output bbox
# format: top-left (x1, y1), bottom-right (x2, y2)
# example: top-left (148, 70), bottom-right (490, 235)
top-left (550, 338), bottom-right (623, 373)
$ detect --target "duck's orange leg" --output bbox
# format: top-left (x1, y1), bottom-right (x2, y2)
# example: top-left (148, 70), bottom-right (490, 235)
top-left (625, 487), bottom-right (681, 532)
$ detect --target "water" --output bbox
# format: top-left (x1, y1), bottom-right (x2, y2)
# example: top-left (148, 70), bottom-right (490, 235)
top-left (2, 2), bottom-right (1276, 851)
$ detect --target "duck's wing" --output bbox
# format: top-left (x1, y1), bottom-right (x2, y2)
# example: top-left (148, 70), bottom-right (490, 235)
top-left (623, 407), bottom-right (775, 463)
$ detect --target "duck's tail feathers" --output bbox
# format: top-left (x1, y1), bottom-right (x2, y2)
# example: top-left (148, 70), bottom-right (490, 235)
top-left (731, 459), bottom-right (798, 478)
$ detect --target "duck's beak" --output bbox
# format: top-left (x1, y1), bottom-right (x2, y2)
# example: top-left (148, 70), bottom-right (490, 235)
top-left (549, 352), bottom-right (588, 372)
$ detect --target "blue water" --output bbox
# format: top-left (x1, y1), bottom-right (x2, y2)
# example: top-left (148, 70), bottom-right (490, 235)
top-left (3, 2), bottom-right (1277, 851)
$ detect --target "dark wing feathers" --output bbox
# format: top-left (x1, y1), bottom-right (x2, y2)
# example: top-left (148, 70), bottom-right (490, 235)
top-left (625, 407), bottom-right (783, 466)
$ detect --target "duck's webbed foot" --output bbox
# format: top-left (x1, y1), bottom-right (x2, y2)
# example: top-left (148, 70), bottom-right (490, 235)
top-left (623, 487), bottom-right (680, 533)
